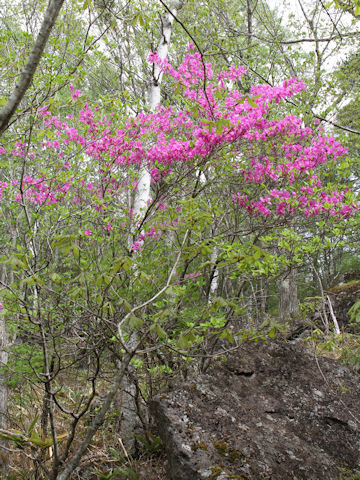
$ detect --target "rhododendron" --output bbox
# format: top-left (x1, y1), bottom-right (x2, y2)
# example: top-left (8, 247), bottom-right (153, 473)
top-left (0, 52), bottom-right (357, 257)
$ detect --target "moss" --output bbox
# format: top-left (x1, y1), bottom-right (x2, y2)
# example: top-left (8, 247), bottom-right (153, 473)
top-left (337, 467), bottom-right (360, 479)
top-left (193, 442), bottom-right (209, 451)
top-left (210, 465), bottom-right (246, 479)
top-left (212, 440), bottom-right (242, 462)
top-left (326, 280), bottom-right (360, 294)
top-left (213, 440), bottom-right (229, 456)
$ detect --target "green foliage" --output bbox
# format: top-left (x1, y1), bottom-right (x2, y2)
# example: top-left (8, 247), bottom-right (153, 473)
top-left (348, 299), bottom-right (360, 325)
top-left (332, 0), bottom-right (360, 15)
top-left (134, 432), bottom-right (163, 455)
top-left (337, 467), bottom-right (360, 480)
top-left (96, 468), bottom-right (139, 480)
top-left (4, 343), bottom-right (44, 389)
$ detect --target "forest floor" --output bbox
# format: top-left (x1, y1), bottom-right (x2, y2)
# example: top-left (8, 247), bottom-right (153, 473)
top-left (136, 453), bottom-right (167, 479)
top-left (6, 333), bottom-right (360, 479)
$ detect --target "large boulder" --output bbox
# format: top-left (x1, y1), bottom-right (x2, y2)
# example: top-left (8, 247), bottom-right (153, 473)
top-left (150, 341), bottom-right (360, 480)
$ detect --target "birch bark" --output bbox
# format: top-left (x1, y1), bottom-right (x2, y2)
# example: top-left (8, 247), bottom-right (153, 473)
top-left (133, 0), bottom-right (185, 225)
top-left (279, 268), bottom-right (299, 322)
top-left (120, 0), bottom-right (185, 455)
top-left (0, 312), bottom-right (8, 475)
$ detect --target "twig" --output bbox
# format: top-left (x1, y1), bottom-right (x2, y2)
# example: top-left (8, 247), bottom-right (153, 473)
top-left (0, 0), bottom-right (65, 136)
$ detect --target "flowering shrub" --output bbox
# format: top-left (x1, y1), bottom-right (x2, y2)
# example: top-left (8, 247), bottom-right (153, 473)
top-left (0, 51), bottom-right (355, 225)
top-left (0, 50), bottom-right (357, 480)
top-left (0, 52), bottom-right (357, 324)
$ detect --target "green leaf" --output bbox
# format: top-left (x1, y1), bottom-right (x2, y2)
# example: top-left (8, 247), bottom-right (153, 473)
top-left (166, 286), bottom-right (175, 296)
top-left (7, 256), bottom-right (27, 270)
top-left (219, 329), bottom-right (234, 343)
top-left (247, 97), bottom-right (258, 108)
top-left (72, 243), bottom-right (80, 259)
top-left (69, 287), bottom-right (82, 299)
top-left (27, 415), bottom-right (39, 436)
top-left (128, 315), bottom-right (143, 329)
top-left (268, 327), bottom-right (277, 338)
top-left (177, 333), bottom-right (188, 349)
top-left (154, 323), bottom-right (167, 339)
top-left (50, 272), bottom-right (61, 283)
top-left (132, 13), bottom-right (138, 25)
top-left (123, 300), bottom-right (132, 313)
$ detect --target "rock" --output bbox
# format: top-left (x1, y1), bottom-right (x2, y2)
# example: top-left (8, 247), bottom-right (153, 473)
top-left (326, 280), bottom-right (360, 333)
top-left (150, 341), bottom-right (360, 480)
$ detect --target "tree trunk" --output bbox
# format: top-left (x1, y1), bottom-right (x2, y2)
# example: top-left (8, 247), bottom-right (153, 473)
top-left (279, 268), bottom-right (298, 322)
top-left (120, 0), bottom-right (186, 455)
top-left (0, 0), bottom-right (65, 136)
top-left (0, 314), bottom-right (8, 475)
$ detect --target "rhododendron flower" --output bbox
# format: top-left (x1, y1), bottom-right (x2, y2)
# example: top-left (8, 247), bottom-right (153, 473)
top-left (131, 241), bottom-right (142, 251)
top-left (84, 229), bottom-right (92, 236)
top-left (185, 271), bottom-right (202, 280)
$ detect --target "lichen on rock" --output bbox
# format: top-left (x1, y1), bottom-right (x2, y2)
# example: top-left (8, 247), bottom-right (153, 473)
top-left (150, 341), bottom-right (360, 480)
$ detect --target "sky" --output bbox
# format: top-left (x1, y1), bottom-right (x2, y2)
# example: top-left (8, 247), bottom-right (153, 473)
top-left (266, 0), bottom-right (356, 71)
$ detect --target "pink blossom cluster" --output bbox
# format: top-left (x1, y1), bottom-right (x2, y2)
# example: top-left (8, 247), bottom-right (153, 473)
top-left (0, 181), bottom-right (8, 198)
top-left (0, 52), bottom-right (356, 227)
top-left (131, 226), bottom-right (162, 251)
top-left (14, 176), bottom-right (60, 205)
top-left (232, 188), bottom-right (359, 218)
top-left (69, 85), bottom-right (82, 100)
top-left (184, 271), bottom-right (202, 280)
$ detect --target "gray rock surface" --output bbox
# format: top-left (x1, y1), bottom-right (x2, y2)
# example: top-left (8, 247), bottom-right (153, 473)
top-left (150, 341), bottom-right (360, 480)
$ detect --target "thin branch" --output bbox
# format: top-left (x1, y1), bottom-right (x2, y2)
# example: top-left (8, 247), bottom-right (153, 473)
top-left (318, 0), bottom-right (343, 37)
top-left (326, 295), bottom-right (341, 335)
top-left (118, 230), bottom-right (189, 348)
top-left (157, 0), bottom-right (214, 117)
top-left (56, 352), bottom-right (133, 480)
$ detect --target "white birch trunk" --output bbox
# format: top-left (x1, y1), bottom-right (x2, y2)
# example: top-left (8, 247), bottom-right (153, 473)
top-left (209, 246), bottom-right (219, 299)
top-left (133, 0), bottom-right (184, 225)
top-left (326, 295), bottom-right (341, 335)
top-left (0, 314), bottom-right (8, 474)
top-left (0, 262), bottom-right (9, 474)
top-left (121, 0), bottom-right (185, 455)
top-left (0, 0), bottom-right (65, 136)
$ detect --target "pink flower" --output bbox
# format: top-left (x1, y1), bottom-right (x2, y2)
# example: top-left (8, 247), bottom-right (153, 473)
top-left (131, 241), bottom-right (142, 251)
top-left (84, 229), bottom-right (92, 236)
top-left (0, 302), bottom-right (3, 311)
top-left (72, 89), bottom-right (82, 100)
